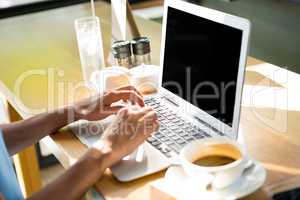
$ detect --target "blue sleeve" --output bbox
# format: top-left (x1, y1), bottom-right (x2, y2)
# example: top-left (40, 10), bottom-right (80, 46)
top-left (0, 130), bottom-right (24, 200)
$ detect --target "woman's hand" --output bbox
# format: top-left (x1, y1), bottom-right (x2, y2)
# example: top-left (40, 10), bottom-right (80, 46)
top-left (93, 104), bottom-right (159, 168)
top-left (73, 85), bottom-right (144, 121)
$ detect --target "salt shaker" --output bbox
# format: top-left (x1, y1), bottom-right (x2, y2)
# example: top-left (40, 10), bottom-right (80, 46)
top-left (131, 37), bottom-right (151, 66)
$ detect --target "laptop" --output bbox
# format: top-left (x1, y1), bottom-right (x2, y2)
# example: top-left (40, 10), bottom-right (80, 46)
top-left (72, 0), bottom-right (251, 181)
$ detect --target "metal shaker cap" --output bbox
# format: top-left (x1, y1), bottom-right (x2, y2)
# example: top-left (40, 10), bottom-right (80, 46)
top-left (131, 37), bottom-right (151, 55)
top-left (112, 40), bottom-right (132, 59)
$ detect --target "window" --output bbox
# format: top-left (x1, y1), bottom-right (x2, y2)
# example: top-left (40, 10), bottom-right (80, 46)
top-left (0, 0), bottom-right (87, 18)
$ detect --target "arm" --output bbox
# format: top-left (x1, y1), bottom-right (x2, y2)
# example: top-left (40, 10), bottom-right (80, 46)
top-left (28, 148), bottom-right (107, 200)
top-left (0, 106), bottom-right (75, 155)
top-left (28, 105), bottom-right (159, 200)
top-left (0, 85), bottom-right (144, 155)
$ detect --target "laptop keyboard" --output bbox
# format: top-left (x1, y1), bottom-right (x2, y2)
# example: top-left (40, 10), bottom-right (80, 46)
top-left (144, 97), bottom-right (211, 158)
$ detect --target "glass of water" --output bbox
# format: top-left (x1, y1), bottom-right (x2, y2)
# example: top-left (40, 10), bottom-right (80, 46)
top-left (75, 16), bottom-right (105, 87)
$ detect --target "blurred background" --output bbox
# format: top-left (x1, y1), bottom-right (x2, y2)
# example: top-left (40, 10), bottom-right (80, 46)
top-left (1, 0), bottom-right (299, 72)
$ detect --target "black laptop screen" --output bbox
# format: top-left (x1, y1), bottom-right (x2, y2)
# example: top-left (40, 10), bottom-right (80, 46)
top-left (162, 7), bottom-right (243, 126)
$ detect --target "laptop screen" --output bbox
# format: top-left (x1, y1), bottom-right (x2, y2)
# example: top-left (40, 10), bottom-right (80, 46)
top-left (162, 7), bottom-right (243, 127)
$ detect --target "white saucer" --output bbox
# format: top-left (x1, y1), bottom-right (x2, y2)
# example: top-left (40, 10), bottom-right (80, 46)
top-left (163, 161), bottom-right (266, 200)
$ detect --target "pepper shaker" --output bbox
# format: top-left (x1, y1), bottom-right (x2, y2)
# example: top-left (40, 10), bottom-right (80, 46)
top-left (131, 37), bottom-right (151, 66)
top-left (112, 40), bottom-right (133, 68)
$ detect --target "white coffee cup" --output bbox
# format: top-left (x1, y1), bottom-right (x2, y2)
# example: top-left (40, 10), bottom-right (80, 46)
top-left (90, 65), bottom-right (160, 95)
top-left (180, 137), bottom-right (250, 190)
top-left (130, 64), bottom-right (160, 94)
top-left (90, 66), bottom-right (131, 92)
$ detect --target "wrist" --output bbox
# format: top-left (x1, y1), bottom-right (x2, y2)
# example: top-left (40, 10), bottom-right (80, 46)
top-left (66, 103), bottom-right (86, 121)
top-left (80, 147), bottom-right (110, 179)
top-left (74, 148), bottom-right (108, 185)
top-left (91, 140), bottom-right (113, 171)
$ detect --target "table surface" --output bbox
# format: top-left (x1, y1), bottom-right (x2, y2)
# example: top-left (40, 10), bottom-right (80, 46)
top-left (1, 1), bottom-right (300, 199)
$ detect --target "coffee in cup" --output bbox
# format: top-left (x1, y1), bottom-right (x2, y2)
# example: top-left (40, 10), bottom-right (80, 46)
top-left (193, 155), bottom-right (236, 167)
top-left (192, 143), bottom-right (241, 167)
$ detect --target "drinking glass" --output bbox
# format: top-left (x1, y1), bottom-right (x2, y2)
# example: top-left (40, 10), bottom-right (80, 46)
top-left (75, 16), bottom-right (105, 86)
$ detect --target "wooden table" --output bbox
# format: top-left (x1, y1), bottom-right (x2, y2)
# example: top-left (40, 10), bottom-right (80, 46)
top-left (1, 1), bottom-right (300, 199)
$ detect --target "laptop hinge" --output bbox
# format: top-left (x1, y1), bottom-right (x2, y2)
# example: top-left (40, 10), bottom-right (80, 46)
top-left (192, 115), bottom-right (225, 136)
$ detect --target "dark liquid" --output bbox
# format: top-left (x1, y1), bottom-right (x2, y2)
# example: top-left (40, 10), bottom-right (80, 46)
top-left (193, 155), bottom-right (236, 167)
